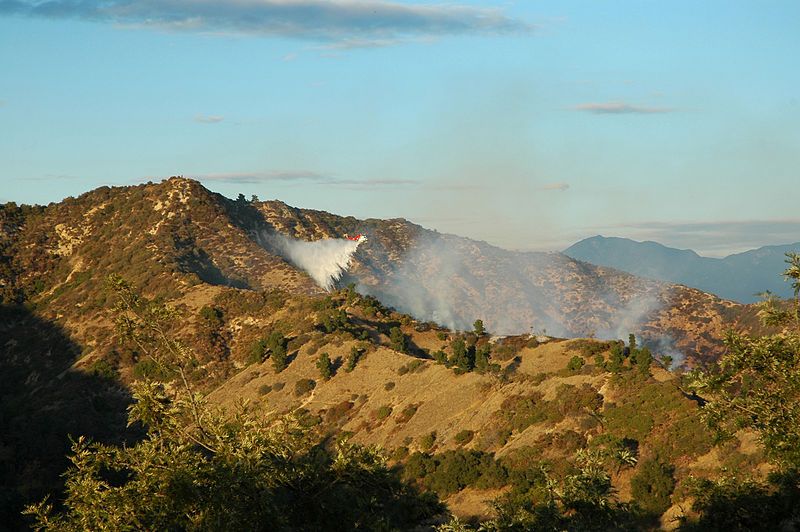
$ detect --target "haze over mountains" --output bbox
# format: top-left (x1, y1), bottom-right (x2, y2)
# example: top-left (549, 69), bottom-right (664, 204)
top-left (564, 236), bottom-right (800, 304)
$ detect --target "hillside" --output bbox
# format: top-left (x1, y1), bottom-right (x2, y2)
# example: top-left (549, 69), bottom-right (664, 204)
top-left (0, 177), bottom-right (753, 366)
top-left (0, 177), bottom-right (774, 528)
top-left (564, 235), bottom-right (800, 303)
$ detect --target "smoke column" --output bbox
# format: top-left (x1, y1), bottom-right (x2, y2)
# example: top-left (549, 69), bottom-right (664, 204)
top-left (261, 233), bottom-right (361, 291)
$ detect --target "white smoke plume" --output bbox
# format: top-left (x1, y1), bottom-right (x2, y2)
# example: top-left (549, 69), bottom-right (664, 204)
top-left (260, 233), bottom-right (361, 291)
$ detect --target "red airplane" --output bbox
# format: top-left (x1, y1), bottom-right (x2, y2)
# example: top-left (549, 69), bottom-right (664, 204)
top-left (344, 233), bottom-right (367, 243)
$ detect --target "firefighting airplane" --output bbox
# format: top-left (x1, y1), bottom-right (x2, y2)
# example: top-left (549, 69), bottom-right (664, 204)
top-left (344, 233), bottom-right (367, 243)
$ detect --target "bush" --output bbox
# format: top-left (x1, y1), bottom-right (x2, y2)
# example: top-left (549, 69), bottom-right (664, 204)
top-left (376, 405), bottom-right (393, 420)
top-left (420, 432), bottom-right (437, 451)
top-left (454, 430), bottom-right (475, 446)
top-left (398, 359), bottom-right (425, 376)
top-left (324, 401), bottom-right (354, 423)
top-left (132, 358), bottom-right (172, 381)
top-left (345, 346), bottom-right (361, 372)
top-left (384, 381), bottom-right (396, 391)
top-left (567, 356), bottom-right (585, 372)
top-left (294, 378), bottom-right (316, 397)
top-left (272, 381), bottom-right (285, 392)
top-left (631, 459), bottom-right (675, 516)
top-left (258, 384), bottom-right (272, 395)
top-left (397, 404), bottom-right (418, 424)
top-left (88, 359), bottom-right (117, 381)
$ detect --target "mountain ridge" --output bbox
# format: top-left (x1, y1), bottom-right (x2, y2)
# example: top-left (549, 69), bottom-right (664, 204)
top-left (564, 235), bottom-right (800, 303)
top-left (0, 177), bottom-right (759, 366)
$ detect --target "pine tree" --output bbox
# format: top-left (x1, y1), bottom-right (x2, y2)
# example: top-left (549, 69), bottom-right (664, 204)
top-left (317, 352), bottom-right (333, 380)
top-left (607, 343), bottom-right (624, 373)
top-left (474, 344), bottom-right (490, 373)
top-left (389, 326), bottom-right (408, 353)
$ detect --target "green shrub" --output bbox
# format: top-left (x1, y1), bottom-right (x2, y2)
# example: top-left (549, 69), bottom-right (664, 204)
top-left (345, 346), bottom-right (361, 372)
top-left (376, 405), bottom-right (393, 420)
top-left (402, 449), bottom-right (508, 496)
top-left (88, 359), bottom-right (117, 381)
top-left (631, 459), bottom-right (675, 516)
top-left (294, 378), bottom-right (316, 397)
top-left (384, 381), bottom-right (396, 391)
top-left (391, 447), bottom-right (409, 461)
top-left (432, 350), bottom-right (448, 365)
top-left (454, 430), bottom-right (475, 446)
top-left (420, 432), bottom-right (437, 451)
top-left (132, 358), bottom-right (172, 381)
top-left (398, 359), bottom-right (425, 375)
top-left (258, 384), bottom-right (272, 395)
top-left (397, 404), bottom-right (418, 423)
top-left (566, 355), bottom-right (585, 372)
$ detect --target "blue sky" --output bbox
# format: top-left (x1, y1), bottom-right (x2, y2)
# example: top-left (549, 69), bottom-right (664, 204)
top-left (1, 1), bottom-right (798, 256)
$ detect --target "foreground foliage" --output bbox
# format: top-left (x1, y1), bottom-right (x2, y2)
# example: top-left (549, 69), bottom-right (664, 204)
top-left (24, 276), bottom-right (441, 531)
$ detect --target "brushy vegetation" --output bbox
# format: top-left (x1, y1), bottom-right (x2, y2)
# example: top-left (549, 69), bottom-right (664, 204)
top-left (23, 276), bottom-right (443, 531)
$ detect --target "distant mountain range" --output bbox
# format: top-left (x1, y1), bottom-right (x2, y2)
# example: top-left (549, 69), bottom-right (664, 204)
top-left (564, 236), bottom-right (800, 303)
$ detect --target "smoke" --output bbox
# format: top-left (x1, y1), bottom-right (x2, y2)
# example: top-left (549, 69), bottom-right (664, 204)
top-left (260, 232), bottom-right (361, 291)
top-left (595, 288), bottom-right (661, 341)
top-left (354, 231), bottom-right (570, 335)
top-left (362, 235), bottom-right (465, 330)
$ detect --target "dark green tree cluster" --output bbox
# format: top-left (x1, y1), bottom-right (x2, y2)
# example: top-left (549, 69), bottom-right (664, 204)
top-left (319, 308), bottom-right (349, 333)
top-left (389, 326), bottom-right (409, 353)
top-left (403, 450), bottom-right (507, 496)
top-left (449, 337), bottom-right (474, 374)
top-left (605, 336), bottom-right (652, 376)
top-left (249, 331), bottom-right (289, 373)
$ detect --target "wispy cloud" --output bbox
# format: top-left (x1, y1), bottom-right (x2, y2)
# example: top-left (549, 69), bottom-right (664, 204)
top-left (196, 172), bottom-right (417, 188)
top-left (197, 171), bottom-right (329, 184)
top-left (194, 114), bottom-right (224, 124)
top-left (15, 174), bottom-right (85, 181)
top-left (325, 178), bottom-right (419, 187)
top-left (572, 101), bottom-right (674, 115)
top-left (540, 182), bottom-right (570, 191)
top-left (0, 1), bottom-right (533, 45)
